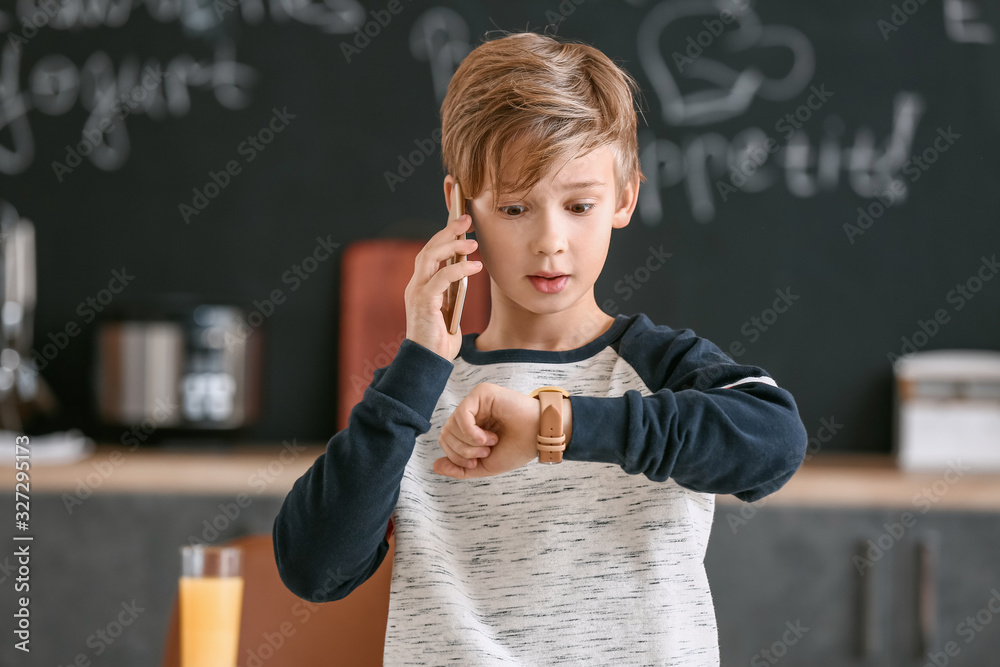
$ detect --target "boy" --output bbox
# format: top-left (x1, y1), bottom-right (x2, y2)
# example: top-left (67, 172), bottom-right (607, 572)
top-left (274, 31), bottom-right (807, 665)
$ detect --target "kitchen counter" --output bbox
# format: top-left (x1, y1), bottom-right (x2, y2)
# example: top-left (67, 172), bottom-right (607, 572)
top-left (4, 444), bottom-right (1000, 510)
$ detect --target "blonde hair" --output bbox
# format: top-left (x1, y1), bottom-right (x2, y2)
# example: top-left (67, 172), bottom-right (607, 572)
top-left (440, 31), bottom-right (646, 209)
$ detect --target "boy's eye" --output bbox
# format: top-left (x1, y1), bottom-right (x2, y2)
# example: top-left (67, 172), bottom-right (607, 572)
top-left (498, 203), bottom-right (595, 216)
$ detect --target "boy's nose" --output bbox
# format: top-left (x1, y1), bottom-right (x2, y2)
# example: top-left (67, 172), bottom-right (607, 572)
top-left (531, 209), bottom-right (568, 256)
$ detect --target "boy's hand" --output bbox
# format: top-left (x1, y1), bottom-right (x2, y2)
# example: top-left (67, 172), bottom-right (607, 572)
top-left (434, 383), bottom-right (570, 479)
top-left (404, 213), bottom-right (482, 360)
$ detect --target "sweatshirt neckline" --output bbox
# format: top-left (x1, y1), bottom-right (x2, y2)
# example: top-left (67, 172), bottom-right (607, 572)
top-left (459, 313), bottom-right (632, 365)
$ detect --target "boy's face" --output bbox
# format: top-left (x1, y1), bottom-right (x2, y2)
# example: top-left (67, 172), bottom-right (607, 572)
top-left (445, 143), bottom-right (638, 325)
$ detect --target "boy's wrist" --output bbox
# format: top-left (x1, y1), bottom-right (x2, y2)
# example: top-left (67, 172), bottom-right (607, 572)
top-left (563, 397), bottom-right (572, 449)
top-left (375, 339), bottom-right (454, 420)
top-left (530, 386), bottom-right (571, 463)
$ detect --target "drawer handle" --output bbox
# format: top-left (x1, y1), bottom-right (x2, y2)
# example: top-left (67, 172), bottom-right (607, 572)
top-left (917, 533), bottom-right (940, 655)
top-left (857, 539), bottom-right (884, 658)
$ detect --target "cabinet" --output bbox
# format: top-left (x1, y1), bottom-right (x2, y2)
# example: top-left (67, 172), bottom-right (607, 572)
top-left (0, 492), bottom-right (286, 666)
top-left (706, 506), bottom-right (1000, 666)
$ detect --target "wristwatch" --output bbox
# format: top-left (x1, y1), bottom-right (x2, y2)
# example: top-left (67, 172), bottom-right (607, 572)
top-left (528, 386), bottom-right (570, 464)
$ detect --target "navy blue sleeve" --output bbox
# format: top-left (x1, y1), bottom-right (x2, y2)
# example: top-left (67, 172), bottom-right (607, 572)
top-left (564, 317), bottom-right (807, 502)
top-left (272, 339), bottom-right (453, 602)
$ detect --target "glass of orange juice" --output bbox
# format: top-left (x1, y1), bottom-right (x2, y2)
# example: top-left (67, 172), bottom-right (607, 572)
top-left (179, 545), bottom-right (244, 667)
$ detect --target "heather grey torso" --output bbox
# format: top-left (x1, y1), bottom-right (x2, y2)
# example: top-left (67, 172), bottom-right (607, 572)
top-left (383, 343), bottom-right (719, 666)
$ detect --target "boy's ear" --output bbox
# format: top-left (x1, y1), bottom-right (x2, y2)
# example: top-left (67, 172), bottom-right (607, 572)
top-left (443, 174), bottom-right (456, 213)
top-left (611, 176), bottom-right (640, 230)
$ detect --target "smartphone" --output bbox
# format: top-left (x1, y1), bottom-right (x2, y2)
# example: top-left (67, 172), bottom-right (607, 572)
top-left (441, 181), bottom-right (469, 335)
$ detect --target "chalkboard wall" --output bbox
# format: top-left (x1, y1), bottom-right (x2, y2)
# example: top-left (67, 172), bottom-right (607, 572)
top-left (3, 0), bottom-right (998, 452)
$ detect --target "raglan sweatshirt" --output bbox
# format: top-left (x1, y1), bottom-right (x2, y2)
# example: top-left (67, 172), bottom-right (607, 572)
top-left (273, 312), bottom-right (808, 665)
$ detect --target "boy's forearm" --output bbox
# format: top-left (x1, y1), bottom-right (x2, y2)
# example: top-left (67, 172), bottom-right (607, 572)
top-left (272, 339), bottom-right (453, 602)
top-left (564, 383), bottom-right (807, 502)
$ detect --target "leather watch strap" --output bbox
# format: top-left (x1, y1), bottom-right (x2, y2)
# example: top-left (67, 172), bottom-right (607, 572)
top-left (529, 386), bottom-right (569, 464)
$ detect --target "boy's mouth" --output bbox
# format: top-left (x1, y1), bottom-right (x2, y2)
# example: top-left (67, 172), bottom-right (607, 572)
top-left (527, 272), bottom-right (569, 294)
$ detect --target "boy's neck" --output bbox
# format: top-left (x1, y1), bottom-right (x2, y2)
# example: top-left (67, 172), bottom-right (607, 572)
top-left (474, 301), bottom-right (616, 353)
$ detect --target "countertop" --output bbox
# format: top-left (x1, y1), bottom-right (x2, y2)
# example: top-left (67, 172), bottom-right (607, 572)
top-left (5, 443), bottom-right (1000, 510)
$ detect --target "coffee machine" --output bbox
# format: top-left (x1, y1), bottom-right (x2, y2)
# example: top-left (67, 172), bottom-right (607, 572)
top-left (0, 202), bottom-right (59, 432)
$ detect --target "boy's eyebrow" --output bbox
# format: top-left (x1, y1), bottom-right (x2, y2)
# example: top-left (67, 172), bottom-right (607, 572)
top-left (496, 179), bottom-right (608, 195)
top-left (557, 180), bottom-right (607, 191)
top-left (487, 179), bottom-right (608, 197)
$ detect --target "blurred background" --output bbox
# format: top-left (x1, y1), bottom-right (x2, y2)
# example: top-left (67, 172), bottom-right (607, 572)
top-left (1, 0), bottom-right (999, 665)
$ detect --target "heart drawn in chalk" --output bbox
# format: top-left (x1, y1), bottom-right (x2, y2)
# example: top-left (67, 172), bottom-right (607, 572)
top-left (636, 0), bottom-right (816, 126)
